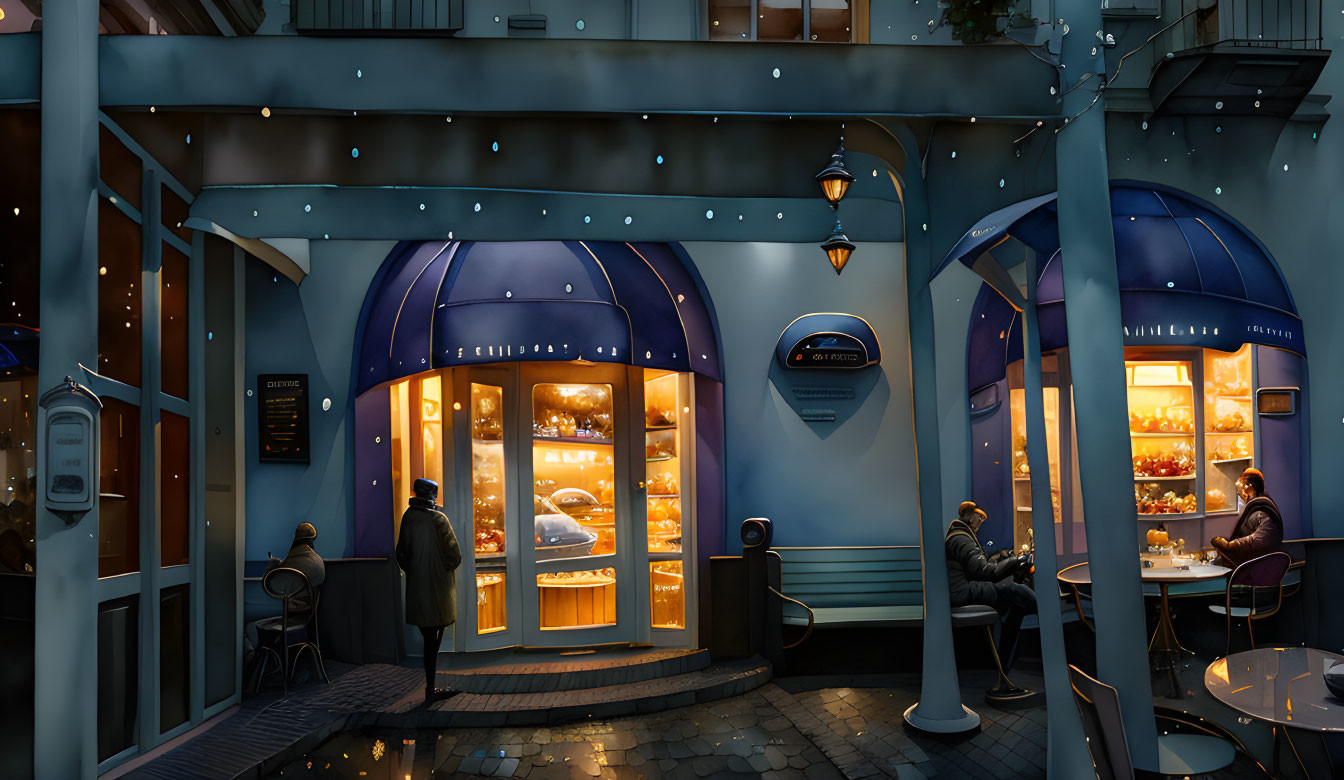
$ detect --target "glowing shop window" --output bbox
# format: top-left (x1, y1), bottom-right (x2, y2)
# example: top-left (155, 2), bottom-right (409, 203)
top-left (651, 561), bottom-right (686, 629)
top-left (537, 568), bottom-right (617, 629)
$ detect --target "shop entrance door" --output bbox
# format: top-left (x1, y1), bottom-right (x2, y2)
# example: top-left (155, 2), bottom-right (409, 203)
top-left (518, 363), bottom-right (639, 646)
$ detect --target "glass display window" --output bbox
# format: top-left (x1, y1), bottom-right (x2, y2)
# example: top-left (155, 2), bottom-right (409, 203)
top-left (651, 561), bottom-right (685, 630)
top-left (537, 568), bottom-right (617, 630)
top-left (420, 375), bottom-right (443, 489)
top-left (531, 383), bottom-right (616, 565)
top-left (99, 397), bottom-right (140, 578)
top-left (388, 379), bottom-right (410, 541)
top-left (1203, 345), bottom-right (1254, 514)
top-left (1006, 359), bottom-right (1064, 555)
top-left (644, 369), bottom-right (692, 636)
top-left (1127, 359), bottom-right (1198, 517)
top-left (470, 382), bottom-right (508, 634)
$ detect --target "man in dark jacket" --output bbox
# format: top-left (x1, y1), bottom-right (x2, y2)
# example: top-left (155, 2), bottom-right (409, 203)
top-left (946, 501), bottom-right (1035, 666)
top-left (396, 478), bottom-right (462, 702)
top-left (265, 522), bottom-right (326, 622)
top-left (1211, 468), bottom-right (1283, 567)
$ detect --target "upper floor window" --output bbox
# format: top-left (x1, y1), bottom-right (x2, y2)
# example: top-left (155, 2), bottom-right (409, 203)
top-left (710, 0), bottom-right (857, 42)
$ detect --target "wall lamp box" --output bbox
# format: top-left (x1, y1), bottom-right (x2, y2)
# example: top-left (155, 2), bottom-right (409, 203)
top-left (508, 14), bottom-right (547, 30)
top-left (775, 313), bottom-right (881, 370)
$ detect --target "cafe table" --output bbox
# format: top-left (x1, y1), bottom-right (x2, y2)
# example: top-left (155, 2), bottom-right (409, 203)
top-left (1206, 648), bottom-right (1344, 779)
top-left (1058, 555), bottom-right (1230, 666)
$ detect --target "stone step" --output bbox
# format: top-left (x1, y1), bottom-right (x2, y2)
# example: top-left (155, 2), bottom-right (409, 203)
top-left (436, 647), bottom-right (711, 694)
top-left (362, 656), bottom-right (772, 730)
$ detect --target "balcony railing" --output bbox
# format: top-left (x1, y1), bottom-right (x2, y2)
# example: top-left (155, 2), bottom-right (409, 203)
top-left (1164, 0), bottom-right (1323, 52)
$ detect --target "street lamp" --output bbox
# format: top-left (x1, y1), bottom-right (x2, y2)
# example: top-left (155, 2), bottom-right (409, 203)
top-left (815, 138), bottom-right (854, 206)
top-left (821, 218), bottom-right (856, 275)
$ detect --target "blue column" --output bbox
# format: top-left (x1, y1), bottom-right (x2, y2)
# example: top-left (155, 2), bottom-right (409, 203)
top-left (895, 130), bottom-right (980, 734)
top-left (1055, 0), bottom-right (1159, 766)
top-left (35, 1), bottom-right (101, 777)
top-left (1021, 250), bottom-right (1094, 776)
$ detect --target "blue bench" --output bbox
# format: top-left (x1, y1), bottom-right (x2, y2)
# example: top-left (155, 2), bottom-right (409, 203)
top-left (775, 546), bottom-right (925, 628)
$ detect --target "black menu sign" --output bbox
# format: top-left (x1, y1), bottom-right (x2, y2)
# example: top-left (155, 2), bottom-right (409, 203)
top-left (258, 373), bottom-right (310, 464)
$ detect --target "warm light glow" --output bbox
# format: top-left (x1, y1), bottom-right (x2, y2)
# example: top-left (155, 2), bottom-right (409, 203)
top-left (261, 107), bottom-right (272, 118)
top-left (820, 176), bottom-right (851, 204)
top-left (372, 739), bottom-right (385, 761)
top-left (826, 244), bottom-right (853, 274)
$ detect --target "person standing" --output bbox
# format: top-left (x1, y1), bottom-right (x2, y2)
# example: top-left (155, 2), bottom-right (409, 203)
top-left (945, 501), bottom-right (1036, 666)
top-left (1211, 468), bottom-right (1283, 567)
top-left (395, 478), bottom-right (462, 702)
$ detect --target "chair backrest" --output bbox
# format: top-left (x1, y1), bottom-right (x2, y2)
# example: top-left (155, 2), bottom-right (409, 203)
top-left (1228, 551), bottom-right (1291, 617)
top-left (775, 546), bottom-right (923, 609)
top-left (262, 566), bottom-right (312, 602)
top-left (1068, 664), bottom-right (1133, 780)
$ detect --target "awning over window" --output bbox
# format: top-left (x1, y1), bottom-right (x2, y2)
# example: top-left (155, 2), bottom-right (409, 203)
top-left (947, 182), bottom-right (1304, 390)
top-left (0, 325), bottom-right (37, 373)
top-left (354, 241), bottom-right (721, 395)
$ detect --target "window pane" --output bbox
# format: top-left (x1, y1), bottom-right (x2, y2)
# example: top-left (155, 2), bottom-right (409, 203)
top-left (99, 398), bottom-right (140, 578)
top-left (537, 568), bottom-right (616, 629)
top-left (1126, 359), bottom-right (1197, 516)
top-left (759, 0), bottom-right (803, 40)
top-left (161, 242), bottom-right (189, 400)
top-left (97, 595), bottom-right (139, 761)
top-left (1203, 345), bottom-right (1254, 514)
top-left (159, 585), bottom-right (190, 732)
top-left (99, 124), bottom-right (141, 211)
top-left (0, 375), bottom-right (38, 574)
top-left (532, 384), bottom-right (616, 562)
top-left (161, 411), bottom-right (190, 567)
top-left (389, 380), bottom-right (410, 543)
top-left (709, 0), bottom-right (751, 39)
top-left (161, 184), bottom-right (192, 244)
top-left (471, 383), bottom-right (507, 633)
top-left (651, 561), bottom-right (685, 629)
top-left (420, 375), bottom-right (443, 488)
top-left (810, 0), bottom-right (851, 41)
top-left (98, 199), bottom-right (142, 387)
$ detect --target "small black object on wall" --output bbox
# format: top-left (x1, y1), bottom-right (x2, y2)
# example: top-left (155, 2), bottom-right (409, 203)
top-left (257, 374), bottom-right (310, 464)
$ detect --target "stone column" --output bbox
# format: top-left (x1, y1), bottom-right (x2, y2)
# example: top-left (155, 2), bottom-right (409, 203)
top-left (35, 0), bottom-right (101, 777)
top-left (1055, 0), bottom-right (1159, 766)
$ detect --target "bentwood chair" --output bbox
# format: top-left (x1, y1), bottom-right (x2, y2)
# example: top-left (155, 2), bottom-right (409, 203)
top-left (1208, 551), bottom-right (1291, 658)
top-left (254, 566), bottom-right (330, 695)
top-left (1069, 665), bottom-right (1236, 779)
top-left (1058, 562), bottom-right (1095, 633)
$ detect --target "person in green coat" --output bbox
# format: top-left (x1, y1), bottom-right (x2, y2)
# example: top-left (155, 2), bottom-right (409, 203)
top-left (395, 478), bottom-right (462, 701)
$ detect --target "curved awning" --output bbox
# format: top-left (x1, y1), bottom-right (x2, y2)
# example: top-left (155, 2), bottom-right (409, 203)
top-left (0, 324), bottom-right (38, 374)
top-left (950, 182), bottom-right (1303, 390)
top-left (354, 241), bottom-right (721, 395)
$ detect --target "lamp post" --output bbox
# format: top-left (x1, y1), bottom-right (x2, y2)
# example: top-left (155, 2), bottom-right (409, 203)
top-left (816, 135), bottom-right (856, 273)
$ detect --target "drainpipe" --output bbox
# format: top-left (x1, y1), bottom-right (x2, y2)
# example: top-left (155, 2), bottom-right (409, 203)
top-left (895, 128), bottom-right (981, 734)
top-left (35, 0), bottom-right (101, 777)
top-left (1054, 0), bottom-right (1159, 767)
top-left (1020, 248), bottom-right (1096, 777)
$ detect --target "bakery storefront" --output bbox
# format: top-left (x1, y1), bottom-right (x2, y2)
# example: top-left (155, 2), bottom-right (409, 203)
top-left (348, 240), bottom-right (722, 650)
top-left (952, 182), bottom-right (1311, 562)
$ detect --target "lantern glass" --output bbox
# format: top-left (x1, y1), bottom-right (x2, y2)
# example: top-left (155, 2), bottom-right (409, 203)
top-left (820, 176), bottom-right (851, 205)
top-left (826, 244), bottom-right (853, 274)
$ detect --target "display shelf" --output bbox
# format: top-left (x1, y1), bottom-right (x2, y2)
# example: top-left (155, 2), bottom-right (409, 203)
top-left (1013, 477), bottom-right (1032, 482)
top-left (648, 494), bottom-right (679, 499)
top-left (1210, 457), bottom-right (1252, 466)
top-left (1137, 513), bottom-right (1200, 521)
top-left (1129, 384), bottom-right (1194, 389)
top-left (1205, 430), bottom-right (1253, 436)
top-left (645, 424), bottom-right (678, 432)
top-left (1016, 506), bottom-right (1033, 512)
top-left (532, 435), bottom-right (614, 446)
top-left (1214, 395), bottom-right (1252, 401)
top-left (536, 575), bottom-right (616, 588)
top-left (646, 454), bottom-right (674, 462)
top-left (1205, 508), bottom-right (1239, 517)
top-left (473, 437), bottom-right (504, 445)
top-left (1133, 474), bottom-right (1196, 481)
top-left (1129, 431), bottom-right (1196, 438)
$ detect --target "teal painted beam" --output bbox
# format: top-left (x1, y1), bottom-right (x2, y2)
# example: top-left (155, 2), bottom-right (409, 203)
top-left (0, 32), bottom-right (39, 103)
top-left (88, 35), bottom-right (1061, 118)
top-left (1021, 248), bottom-right (1095, 777)
top-left (34, 2), bottom-right (100, 779)
top-left (1055, 0), bottom-right (1159, 767)
top-left (188, 185), bottom-right (904, 244)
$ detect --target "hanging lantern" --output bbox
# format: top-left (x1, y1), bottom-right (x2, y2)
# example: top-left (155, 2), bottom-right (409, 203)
top-left (821, 218), bottom-right (856, 275)
top-left (815, 138), bottom-right (854, 206)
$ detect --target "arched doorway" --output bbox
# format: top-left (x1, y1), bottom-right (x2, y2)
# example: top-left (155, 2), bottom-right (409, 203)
top-left (349, 240), bottom-right (723, 650)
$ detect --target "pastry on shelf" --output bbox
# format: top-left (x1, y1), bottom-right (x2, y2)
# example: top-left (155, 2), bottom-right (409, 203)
top-left (1206, 488), bottom-right (1227, 511)
top-left (1129, 405), bottom-right (1195, 434)
top-left (646, 406), bottom-right (677, 428)
top-left (1135, 483), bottom-right (1196, 514)
top-left (1132, 441), bottom-right (1196, 477)
top-left (648, 472), bottom-right (678, 494)
top-left (1211, 411), bottom-right (1249, 432)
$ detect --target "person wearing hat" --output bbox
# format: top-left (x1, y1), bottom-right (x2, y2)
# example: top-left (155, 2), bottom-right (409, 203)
top-left (395, 478), bottom-right (462, 702)
top-left (945, 501), bottom-right (1035, 665)
top-left (1211, 468), bottom-right (1283, 567)
top-left (264, 521), bottom-right (326, 622)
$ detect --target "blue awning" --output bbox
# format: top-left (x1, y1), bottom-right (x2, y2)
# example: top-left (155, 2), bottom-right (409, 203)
top-left (952, 182), bottom-right (1304, 389)
top-left (354, 241), bottom-right (722, 395)
top-left (0, 324), bottom-right (37, 373)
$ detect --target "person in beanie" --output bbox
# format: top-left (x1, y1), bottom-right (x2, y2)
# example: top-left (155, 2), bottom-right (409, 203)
top-left (945, 501), bottom-right (1035, 666)
top-left (395, 478), bottom-right (462, 702)
top-left (1211, 468), bottom-right (1283, 567)
top-left (265, 521), bottom-right (326, 621)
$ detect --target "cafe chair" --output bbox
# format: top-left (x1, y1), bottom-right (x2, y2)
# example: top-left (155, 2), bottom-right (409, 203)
top-left (253, 566), bottom-right (330, 696)
top-left (1069, 664), bottom-right (1235, 779)
top-left (1058, 562), bottom-right (1095, 633)
top-left (950, 605), bottom-right (1038, 706)
top-left (1208, 551), bottom-right (1291, 658)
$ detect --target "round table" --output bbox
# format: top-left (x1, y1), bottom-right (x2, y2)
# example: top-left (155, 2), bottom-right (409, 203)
top-left (1059, 558), bottom-right (1230, 667)
top-left (1206, 648), bottom-right (1344, 778)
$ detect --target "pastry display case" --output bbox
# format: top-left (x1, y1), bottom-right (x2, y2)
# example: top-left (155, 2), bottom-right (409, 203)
top-left (1008, 378), bottom-right (1062, 553)
top-left (470, 383), bottom-right (509, 634)
top-left (1202, 345), bottom-right (1254, 515)
top-left (531, 383), bottom-right (616, 566)
top-left (644, 369), bottom-right (689, 632)
top-left (650, 561), bottom-right (685, 630)
top-left (1126, 360), bottom-right (1198, 517)
top-left (537, 568), bottom-right (617, 629)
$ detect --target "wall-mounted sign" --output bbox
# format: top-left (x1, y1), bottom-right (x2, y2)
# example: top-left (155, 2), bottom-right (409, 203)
top-left (258, 373), bottom-right (310, 464)
top-left (1256, 387), bottom-right (1298, 416)
top-left (38, 376), bottom-right (102, 522)
top-left (775, 313), bottom-right (881, 370)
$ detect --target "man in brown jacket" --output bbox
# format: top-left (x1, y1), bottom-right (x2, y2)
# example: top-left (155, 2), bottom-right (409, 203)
top-left (1211, 468), bottom-right (1284, 567)
top-left (396, 478), bottom-right (462, 701)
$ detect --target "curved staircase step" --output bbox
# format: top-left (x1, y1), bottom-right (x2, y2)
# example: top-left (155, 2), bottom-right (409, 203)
top-left (437, 648), bottom-right (710, 694)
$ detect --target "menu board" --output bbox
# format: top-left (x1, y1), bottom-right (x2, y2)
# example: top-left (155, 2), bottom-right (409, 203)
top-left (258, 373), bottom-right (310, 464)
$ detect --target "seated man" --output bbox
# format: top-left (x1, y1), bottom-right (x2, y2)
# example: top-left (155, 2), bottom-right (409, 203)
top-left (265, 521), bottom-right (326, 621)
top-left (1211, 468), bottom-right (1283, 567)
top-left (946, 501), bottom-right (1035, 665)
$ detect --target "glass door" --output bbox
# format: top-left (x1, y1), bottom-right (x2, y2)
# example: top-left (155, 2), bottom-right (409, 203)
top-left (454, 366), bottom-right (522, 651)
top-left (643, 369), bottom-right (695, 646)
top-left (520, 364), bottom-right (634, 646)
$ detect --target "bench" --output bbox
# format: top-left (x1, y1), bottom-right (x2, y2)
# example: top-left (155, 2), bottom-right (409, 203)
top-left (775, 546), bottom-right (926, 628)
